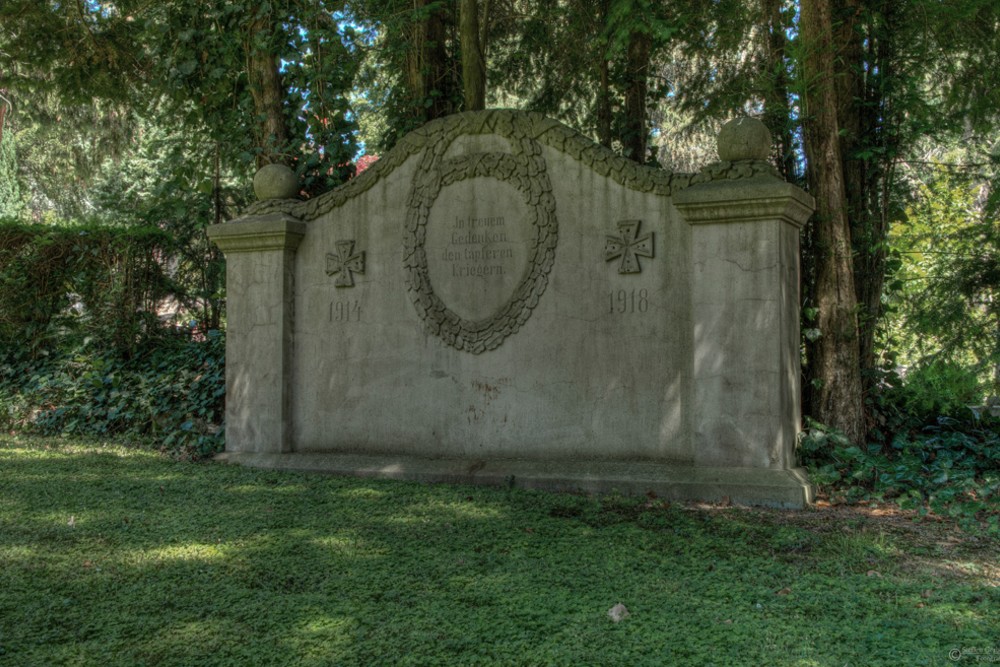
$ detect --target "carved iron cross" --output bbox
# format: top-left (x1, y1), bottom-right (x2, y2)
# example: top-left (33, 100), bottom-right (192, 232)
top-left (326, 240), bottom-right (365, 287)
top-left (605, 220), bottom-right (653, 274)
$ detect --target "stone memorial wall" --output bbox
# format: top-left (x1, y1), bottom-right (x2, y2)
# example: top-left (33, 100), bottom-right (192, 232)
top-left (208, 110), bottom-right (816, 507)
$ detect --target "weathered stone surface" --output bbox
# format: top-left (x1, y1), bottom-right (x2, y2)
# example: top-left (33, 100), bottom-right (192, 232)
top-left (214, 452), bottom-right (816, 508)
top-left (717, 117), bottom-right (772, 162)
top-left (209, 110), bottom-right (816, 508)
top-left (207, 214), bottom-right (304, 452)
top-left (253, 164), bottom-right (299, 201)
top-left (675, 175), bottom-right (814, 470)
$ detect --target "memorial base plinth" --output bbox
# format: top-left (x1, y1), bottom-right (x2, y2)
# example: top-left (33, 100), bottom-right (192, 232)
top-left (215, 451), bottom-right (814, 509)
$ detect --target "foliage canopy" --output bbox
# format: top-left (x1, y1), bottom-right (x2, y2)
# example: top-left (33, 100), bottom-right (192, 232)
top-left (1, 0), bottom-right (999, 454)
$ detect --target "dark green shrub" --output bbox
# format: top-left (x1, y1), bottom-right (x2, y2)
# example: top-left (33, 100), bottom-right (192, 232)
top-left (0, 220), bottom-right (177, 357)
top-left (0, 331), bottom-right (225, 458)
top-left (0, 218), bottom-right (228, 457)
top-left (896, 359), bottom-right (984, 422)
top-left (800, 417), bottom-right (1000, 533)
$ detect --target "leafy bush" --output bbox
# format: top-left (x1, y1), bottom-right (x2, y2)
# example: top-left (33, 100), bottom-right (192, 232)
top-left (896, 359), bottom-right (984, 421)
top-left (0, 220), bottom-right (178, 357)
top-left (0, 216), bottom-right (229, 458)
top-left (0, 332), bottom-right (225, 458)
top-left (800, 417), bottom-right (1000, 533)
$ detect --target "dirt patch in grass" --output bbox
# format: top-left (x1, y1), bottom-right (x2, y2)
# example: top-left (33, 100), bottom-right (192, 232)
top-left (683, 499), bottom-right (1000, 587)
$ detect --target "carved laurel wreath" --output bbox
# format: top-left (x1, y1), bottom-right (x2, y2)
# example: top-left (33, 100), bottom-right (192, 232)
top-left (237, 110), bottom-right (779, 354)
top-left (402, 114), bottom-right (558, 354)
top-left (241, 110), bottom-right (776, 223)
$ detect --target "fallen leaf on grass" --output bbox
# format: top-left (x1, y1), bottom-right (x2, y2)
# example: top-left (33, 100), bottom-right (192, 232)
top-left (608, 603), bottom-right (630, 623)
top-left (866, 570), bottom-right (882, 578)
top-left (775, 587), bottom-right (791, 596)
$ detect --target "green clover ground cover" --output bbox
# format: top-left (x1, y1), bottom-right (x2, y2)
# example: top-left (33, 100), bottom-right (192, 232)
top-left (1, 436), bottom-right (997, 667)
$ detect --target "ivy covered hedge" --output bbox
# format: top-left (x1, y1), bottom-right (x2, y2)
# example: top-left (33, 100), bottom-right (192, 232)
top-left (0, 220), bottom-right (225, 457)
top-left (0, 334), bottom-right (224, 457)
top-left (0, 221), bottom-right (180, 356)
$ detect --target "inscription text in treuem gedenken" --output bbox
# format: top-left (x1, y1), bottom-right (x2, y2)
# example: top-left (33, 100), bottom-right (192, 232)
top-left (425, 178), bottom-right (528, 321)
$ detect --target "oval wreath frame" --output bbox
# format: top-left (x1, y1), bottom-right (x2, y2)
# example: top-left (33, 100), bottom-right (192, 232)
top-left (402, 118), bottom-right (559, 354)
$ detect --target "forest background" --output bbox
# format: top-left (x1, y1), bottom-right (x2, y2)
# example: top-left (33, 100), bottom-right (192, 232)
top-left (1, 0), bottom-right (999, 528)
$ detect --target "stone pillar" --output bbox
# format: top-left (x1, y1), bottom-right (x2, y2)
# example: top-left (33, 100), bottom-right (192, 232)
top-left (207, 166), bottom-right (304, 454)
top-left (674, 118), bottom-right (814, 474)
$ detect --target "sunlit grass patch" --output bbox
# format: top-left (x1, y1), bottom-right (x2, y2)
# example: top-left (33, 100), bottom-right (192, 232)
top-left (1, 435), bottom-right (998, 666)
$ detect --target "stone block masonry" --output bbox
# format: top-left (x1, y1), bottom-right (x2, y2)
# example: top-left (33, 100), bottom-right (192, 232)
top-left (208, 110), bottom-right (816, 508)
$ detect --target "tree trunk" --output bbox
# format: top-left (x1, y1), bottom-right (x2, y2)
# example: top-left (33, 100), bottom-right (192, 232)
top-left (849, 1), bottom-right (896, 419)
top-left (597, 56), bottom-right (613, 148)
top-left (0, 79), bottom-right (12, 143)
top-left (994, 305), bottom-right (1000, 394)
top-left (213, 141), bottom-right (223, 227)
top-left (800, 0), bottom-right (867, 444)
top-left (247, 15), bottom-right (289, 167)
top-left (595, 0), bottom-right (613, 149)
top-left (407, 0), bottom-right (454, 123)
top-left (828, 0), bottom-right (899, 425)
top-left (833, 0), bottom-right (879, 410)
top-left (460, 0), bottom-right (486, 110)
top-left (405, 4), bottom-right (424, 117)
top-left (623, 30), bottom-right (651, 163)
top-left (761, 0), bottom-right (796, 181)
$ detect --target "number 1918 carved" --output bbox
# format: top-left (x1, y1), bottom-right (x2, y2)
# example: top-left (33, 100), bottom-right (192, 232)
top-left (609, 288), bottom-right (649, 314)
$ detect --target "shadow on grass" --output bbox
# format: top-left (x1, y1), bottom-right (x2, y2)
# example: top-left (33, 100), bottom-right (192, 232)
top-left (1, 437), bottom-right (997, 666)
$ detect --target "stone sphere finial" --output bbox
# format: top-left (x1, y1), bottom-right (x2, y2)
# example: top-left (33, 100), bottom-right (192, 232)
top-left (253, 163), bottom-right (299, 200)
top-left (717, 117), bottom-right (771, 162)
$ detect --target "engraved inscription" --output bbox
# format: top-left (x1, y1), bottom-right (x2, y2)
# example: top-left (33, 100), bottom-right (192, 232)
top-left (329, 299), bottom-right (361, 322)
top-left (403, 113), bottom-right (558, 354)
top-left (605, 220), bottom-right (653, 274)
top-left (609, 288), bottom-right (649, 314)
top-left (326, 240), bottom-right (365, 287)
top-left (425, 179), bottom-right (530, 322)
top-left (446, 215), bottom-right (513, 278)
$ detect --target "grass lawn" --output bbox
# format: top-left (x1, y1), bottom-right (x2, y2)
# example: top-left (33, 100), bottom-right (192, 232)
top-left (1, 435), bottom-right (997, 666)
